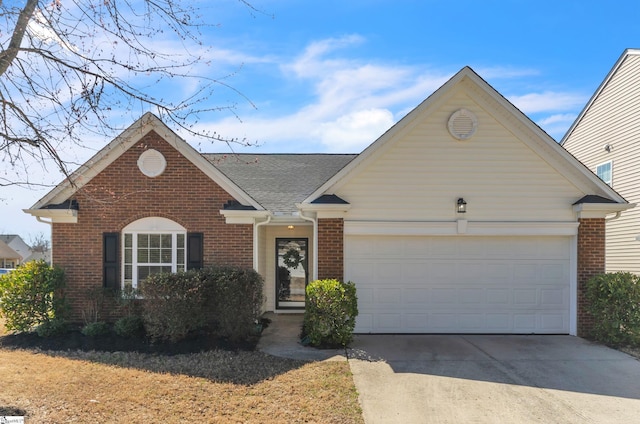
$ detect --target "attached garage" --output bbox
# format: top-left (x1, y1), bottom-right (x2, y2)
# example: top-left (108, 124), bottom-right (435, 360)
top-left (297, 67), bottom-right (629, 338)
top-left (345, 234), bottom-right (572, 334)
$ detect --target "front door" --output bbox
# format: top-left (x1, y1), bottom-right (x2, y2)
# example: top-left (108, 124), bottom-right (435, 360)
top-left (276, 238), bottom-right (308, 309)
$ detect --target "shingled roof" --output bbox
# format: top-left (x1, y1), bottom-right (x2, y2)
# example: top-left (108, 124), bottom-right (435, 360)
top-left (204, 154), bottom-right (357, 213)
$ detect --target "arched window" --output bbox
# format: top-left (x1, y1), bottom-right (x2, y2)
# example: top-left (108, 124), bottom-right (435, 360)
top-left (122, 217), bottom-right (186, 289)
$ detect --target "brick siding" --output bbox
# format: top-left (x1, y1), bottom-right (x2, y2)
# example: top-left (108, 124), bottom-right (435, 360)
top-left (576, 218), bottom-right (606, 337)
top-left (317, 218), bottom-right (344, 281)
top-left (52, 130), bottom-right (253, 321)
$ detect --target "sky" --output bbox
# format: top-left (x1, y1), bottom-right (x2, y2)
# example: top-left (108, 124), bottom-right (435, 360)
top-left (2, 0), bottom-right (640, 243)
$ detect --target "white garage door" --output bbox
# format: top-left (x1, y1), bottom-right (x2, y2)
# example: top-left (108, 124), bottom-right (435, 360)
top-left (345, 235), bottom-right (571, 334)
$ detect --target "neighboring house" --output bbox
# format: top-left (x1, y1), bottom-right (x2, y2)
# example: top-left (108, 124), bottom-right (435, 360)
top-left (562, 49), bottom-right (640, 274)
top-left (25, 67), bottom-right (630, 336)
top-left (0, 234), bottom-right (51, 265)
top-left (23, 250), bottom-right (52, 264)
top-left (0, 234), bottom-right (31, 266)
top-left (0, 240), bottom-right (21, 268)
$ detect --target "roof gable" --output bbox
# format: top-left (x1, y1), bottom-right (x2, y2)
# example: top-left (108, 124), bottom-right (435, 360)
top-left (303, 66), bottom-right (625, 206)
top-left (0, 240), bottom-right (20, 260)
top-left (29, 113), bottom-right (262, 211)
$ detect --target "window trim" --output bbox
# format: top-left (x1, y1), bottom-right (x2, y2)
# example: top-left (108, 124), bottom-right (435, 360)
top-left (596, 160), bottom-right (613, 186)
top-left (121, 217), bottom-right (187, 289)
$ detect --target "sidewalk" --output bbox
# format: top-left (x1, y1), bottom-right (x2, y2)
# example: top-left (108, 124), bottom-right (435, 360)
top-left (256, 312), bottom-right (346, 361)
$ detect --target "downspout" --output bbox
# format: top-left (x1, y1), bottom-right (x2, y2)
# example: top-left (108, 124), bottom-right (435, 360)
top-left (35, 216), bottom-right (53, 266)
top-left (253, 215), bottom-right (271, 271)
top-left (299, 211), bottom-right (318, 281)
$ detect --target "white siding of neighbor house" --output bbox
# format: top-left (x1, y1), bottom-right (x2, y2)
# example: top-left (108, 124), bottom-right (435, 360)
top-left (335, 81), bottom-right (585, 223)
top-left (563, 53), bottom-right (640, 274)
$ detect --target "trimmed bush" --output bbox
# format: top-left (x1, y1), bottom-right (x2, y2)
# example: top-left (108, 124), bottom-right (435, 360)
top-left (304, 279), bottom-right (358, 347)
top-left (81, 321), bottom-right (111, 337)
top-left (139, 265), bottom-right (264, 343)
top-left (139, 270), bottom-right (206, 342)
top-left (586, 272), bottom-right (640, 346)
top-left (199, 266), bottom-right (264, 341)
top-left (0, 260), bottom-right (68, 334)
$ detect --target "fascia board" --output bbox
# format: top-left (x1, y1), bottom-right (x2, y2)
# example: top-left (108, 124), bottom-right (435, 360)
top-left (23, 208), bottom-right (78, 223)
top-left (219, 210), bottom-right (270, 224)
top-left (572, 202), bottom-right (635, 219)
top-left (295, 202), bottom-right (352, 212)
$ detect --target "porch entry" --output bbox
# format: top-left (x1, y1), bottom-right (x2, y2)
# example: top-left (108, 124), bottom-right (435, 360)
top-left (276, 238), bottom-right (308, 309)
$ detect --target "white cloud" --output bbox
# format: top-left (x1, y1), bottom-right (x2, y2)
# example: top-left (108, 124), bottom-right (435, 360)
top-left (508, 91), bottom-right (588, 114)
top-left (538, 113), bottom-right (578, 126)
top-left (190, 36), bottom-right (589, 154)
top-left (535, 113), bottom-right (579, 141)
top-left (314, 108), bottom-right (395, 152)
top-left (190, 36), bottom-right (455, 152)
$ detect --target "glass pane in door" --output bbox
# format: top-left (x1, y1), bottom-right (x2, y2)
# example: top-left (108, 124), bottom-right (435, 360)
top-left (276, 238), bottom-right (308, 309)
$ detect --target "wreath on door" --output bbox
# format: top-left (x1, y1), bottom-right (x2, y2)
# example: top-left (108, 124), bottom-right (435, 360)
top-left (283, 248), bottom-right (304, 269)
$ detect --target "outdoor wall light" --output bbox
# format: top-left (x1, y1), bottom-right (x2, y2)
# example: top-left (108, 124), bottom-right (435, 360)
top-left (456, 198), bottom-right (467, 213)
top-left (287, 225), bottom-right (295, 230)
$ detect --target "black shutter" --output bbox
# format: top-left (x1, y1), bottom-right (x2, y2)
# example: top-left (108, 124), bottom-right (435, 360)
top-left (103, 232), bottom-right (119, 289)
top-left (187, 232), bottom-right (203, 270)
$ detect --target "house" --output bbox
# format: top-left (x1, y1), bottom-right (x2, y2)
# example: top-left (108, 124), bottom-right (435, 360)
top-left (0, 234), bottom-right (51, 265)
top-left (0, 239), bottom-right (21, 269)
top-left (0, 234), bottom-right (31, 267)
top-left (25, 67), bottom-right (630, 336)
top-left (562, 49), bottom-right (640, 274)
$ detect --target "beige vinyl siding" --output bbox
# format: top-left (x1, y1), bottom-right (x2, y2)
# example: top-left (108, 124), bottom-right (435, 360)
top-left (563, 53), bottom-right (640, 273)
top-left (337, 84), bottom-right (584, 222)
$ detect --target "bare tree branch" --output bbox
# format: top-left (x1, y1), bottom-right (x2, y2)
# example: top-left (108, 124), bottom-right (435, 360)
top-left (0, 0), bottom-right (258, 186)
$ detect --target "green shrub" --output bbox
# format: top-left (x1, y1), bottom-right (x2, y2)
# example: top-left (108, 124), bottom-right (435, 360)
top-left (0, 260), bottom-right (68, 334)
top-left (586, 272), bottom-right (640, 346)
top-left (139, 266), bottom-right (264, 343)
top-left (35, 317), bottom-right (68, 337)
top-left (113, 315), bottom-right (145, 338)
top-left (199, 266), bottom-right (264, 341)
top-left (304, 279), bottom-right (358, 347)
top-left (81, 321), bottom-right (111, 337)
top-left (139, 270), bottom-right (206, 342)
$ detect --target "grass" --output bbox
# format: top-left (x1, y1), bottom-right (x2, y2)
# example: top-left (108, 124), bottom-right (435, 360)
top-left (0, 318), bottom-right (363, 423)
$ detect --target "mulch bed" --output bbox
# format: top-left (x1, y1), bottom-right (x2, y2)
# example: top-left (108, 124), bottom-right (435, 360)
top-left (0, 326), bottom-right (259, 355)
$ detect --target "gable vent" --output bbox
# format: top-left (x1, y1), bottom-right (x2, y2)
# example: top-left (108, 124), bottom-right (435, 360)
top-left (137, 149), bottom-right (167, 178)
top-left (447, 109), bottom-right (478, 140)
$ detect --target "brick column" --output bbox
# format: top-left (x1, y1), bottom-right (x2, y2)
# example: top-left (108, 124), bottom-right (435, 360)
top-left (577, 218), bottom-right (605, 337)
top-left (317, 218), bottom-right (344, 281)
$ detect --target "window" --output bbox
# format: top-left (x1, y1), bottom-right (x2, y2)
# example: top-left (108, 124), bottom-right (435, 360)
top-left (596, 161), bottom-right (612, 186)
top-left (121, 217), bottom-right (186, 289)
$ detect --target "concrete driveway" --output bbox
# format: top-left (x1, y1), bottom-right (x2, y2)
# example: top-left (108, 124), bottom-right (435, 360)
top-left (347, 335), bottom-right (640, 424)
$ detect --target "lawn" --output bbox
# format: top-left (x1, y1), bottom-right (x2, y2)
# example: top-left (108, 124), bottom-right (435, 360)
top-left (0, 319), bottom-right (363, 423)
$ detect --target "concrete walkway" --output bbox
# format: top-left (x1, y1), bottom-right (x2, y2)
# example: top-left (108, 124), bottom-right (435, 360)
top-left (257, 312), bottom-right (346, 361)
top-left (257, 315), bottom-right (640, 424)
